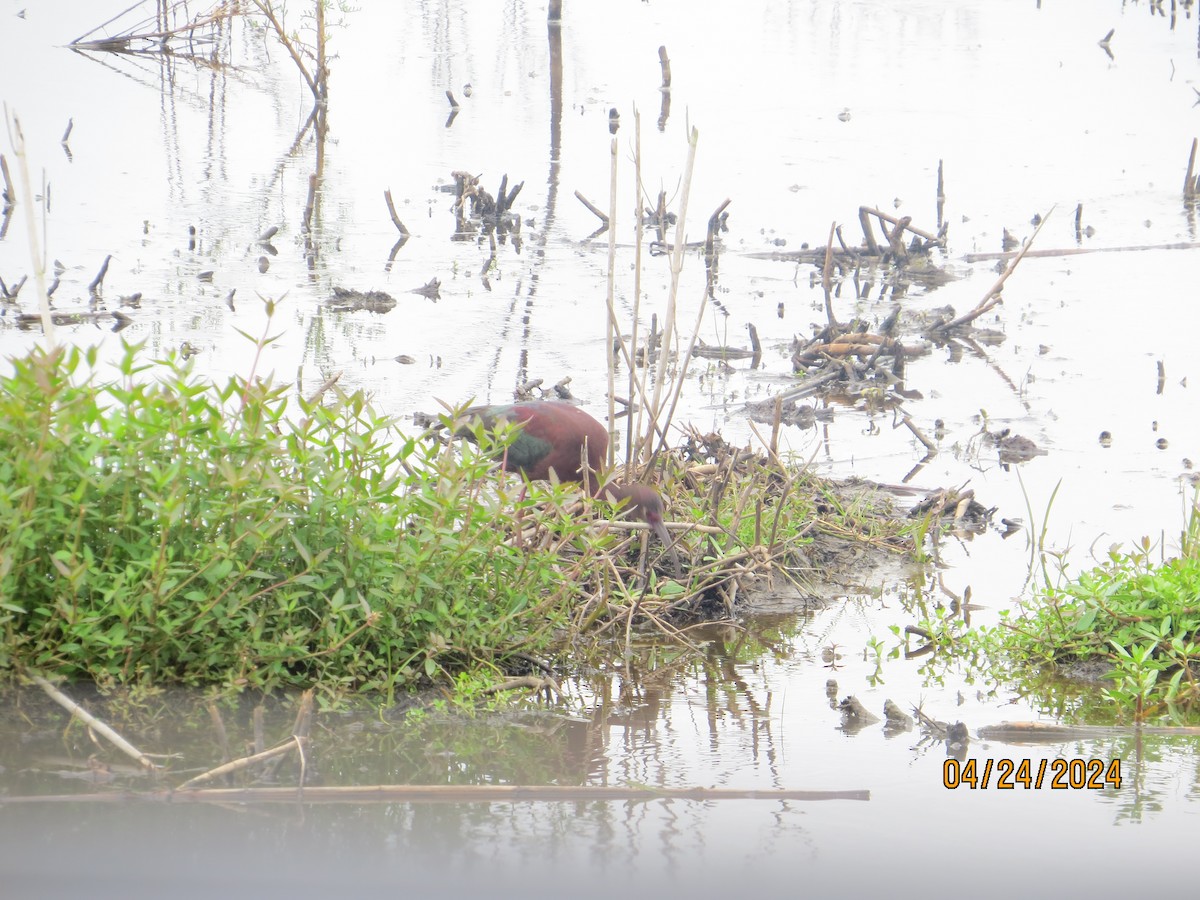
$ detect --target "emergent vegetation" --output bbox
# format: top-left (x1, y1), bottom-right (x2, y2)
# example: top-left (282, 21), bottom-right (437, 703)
top-left (904, 506), bottom-right (1200, 723)
top-left (0, 329), bottom-right (916, 698)
top-left (0, 341), bottom-right (593, 698)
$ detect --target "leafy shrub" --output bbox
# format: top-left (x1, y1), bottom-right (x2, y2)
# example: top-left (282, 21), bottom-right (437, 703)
top-left (0, 343), bottom-right (584, 696)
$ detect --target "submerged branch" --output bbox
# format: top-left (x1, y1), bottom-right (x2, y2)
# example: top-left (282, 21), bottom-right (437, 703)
top-left (33, 676), bottom-right (158, 772)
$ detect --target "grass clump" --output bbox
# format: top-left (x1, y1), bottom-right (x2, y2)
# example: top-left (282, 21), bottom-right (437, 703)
top-left (920, 507), bottom-right (1200, 723)
top-left (0, 341), bottom-right (588, 697)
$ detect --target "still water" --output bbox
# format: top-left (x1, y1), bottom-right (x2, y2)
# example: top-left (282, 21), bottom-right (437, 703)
top-left (3, 0), bottom-right (1200, 895)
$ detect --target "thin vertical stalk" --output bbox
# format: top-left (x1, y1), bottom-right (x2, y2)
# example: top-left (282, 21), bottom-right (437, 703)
top-left (4, 110), bottom-right (54, 345)
top-left (626, 108), bottom-right (644, 473)
top-left (645, 126), bottom-right (698, 451)
top-left (605, 138), bottom-right (618, 469)
top-left (653, 276), bottom-right (708, 459)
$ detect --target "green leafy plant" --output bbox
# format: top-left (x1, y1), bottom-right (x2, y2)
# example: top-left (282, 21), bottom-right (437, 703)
top-left (945, 531), bottom-right (1200, 722)
top-left (0, 339), bottom-right (596, 699)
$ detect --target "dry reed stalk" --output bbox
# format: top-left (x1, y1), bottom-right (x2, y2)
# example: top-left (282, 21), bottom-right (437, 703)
top-left (644, 126), bottom-right (699, 453)
top-left (383, 189), bottom-right (409, 235)
top-left (4, 112), bottom-right (55, 344)
top-left (574, 190), bottom-right (608, 224)
top-left (963, 238), bottom-right (1200, 262)
top-left (861, 206), bottom-right (940, 244)
top-left (33, 676), bottom-right (157, 771)
top-left (627, 109), bottom-right (645, 473)
top-left (650, 275), bottom-right (710, 461)
top-left (176, 737), bottom-right (305, 790)
top-left (857, 206), bottom-right (880, 255)
top-left (606, 137), bottom-right (619, 468)
top-left (0, 153), bottom-right (14, 204)
top-left (936, 207), bottom-right (1052, 332)
top-left (821, 221), bottom-right (838, 330)
top-left (206, 701), bottom-right (232, 765)
top-left (1186, 138), bottom-right (1198, 198)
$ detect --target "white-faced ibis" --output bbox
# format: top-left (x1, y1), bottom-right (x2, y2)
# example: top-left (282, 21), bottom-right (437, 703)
top-left (457, 401), bottom-right (676, 559)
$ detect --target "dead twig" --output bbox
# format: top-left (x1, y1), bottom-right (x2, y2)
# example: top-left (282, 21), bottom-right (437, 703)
top-left (933, 207), bottom-right (1052, 333)
top-left (574, 190), bottom-right (609, 226)
top-left (478, 675), bottom-right (562, 698)
top-left (176, 737), bottom-right (305, 791)
top-left (88, 254), bottom-right (112, 295)
top-left (33, 676), bottom-right (158, 772)
top-left (383, 189), bottom-right (410, 236)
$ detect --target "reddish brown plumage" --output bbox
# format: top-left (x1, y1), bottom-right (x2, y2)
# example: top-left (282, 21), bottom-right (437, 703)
top-left (459, 401), bottom-right (610, 493)
top-left (458, 402), bottom-right (677, 570)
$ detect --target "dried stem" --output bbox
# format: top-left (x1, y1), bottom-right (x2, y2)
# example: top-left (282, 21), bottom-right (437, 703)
top-left (606, 137), bottom-right (619, 469)
top-left (176, 738), bottom-right (304, 791)
top-left (934, 207), bottom-right (1053, 333)
top-left (33, 676), bottom-right (157, 771)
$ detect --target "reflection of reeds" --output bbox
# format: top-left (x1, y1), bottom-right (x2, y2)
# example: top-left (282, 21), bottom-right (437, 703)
top-left (72, 2), bottom-right (329, 105)
top-left (71, 2), bottom-right (238, 57)
top-left (250, 0), bottom-right (327, 102)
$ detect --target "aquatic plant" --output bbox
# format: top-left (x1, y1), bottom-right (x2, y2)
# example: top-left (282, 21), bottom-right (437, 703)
top-left (904, 503), bottom-right (1200, 724)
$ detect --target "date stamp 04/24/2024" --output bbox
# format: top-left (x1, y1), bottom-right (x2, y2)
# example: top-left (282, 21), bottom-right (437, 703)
top-left (943, 758), bottom-right (1122, 790)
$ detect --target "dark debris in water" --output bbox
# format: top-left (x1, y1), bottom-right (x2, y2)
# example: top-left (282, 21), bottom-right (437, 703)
top-left (984, 429), bottom-right (1047, 464)
top-left (328, 287), bottom-right (397, 313)
top-left (908, 486), bottom-right (996, 535)
top-left (410, 278), bottom-right (441, 301)
top-left (744, 397), bottom-right (832, 429)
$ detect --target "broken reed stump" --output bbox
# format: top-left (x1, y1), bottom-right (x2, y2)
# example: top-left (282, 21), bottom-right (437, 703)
top-left (1185, 137), bottom-right (1199, 199)
top-left (88, 254), bottom-right (112, 295)
top-left (0, 154), bottom-right (15, 206)
top-left (575, 190), bottom-right (609, 225)
top-left (383, 189), bottom-right (410, 236)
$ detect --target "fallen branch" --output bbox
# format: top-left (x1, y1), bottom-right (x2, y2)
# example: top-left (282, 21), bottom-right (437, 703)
top-left (479, 675), bottom-right (562, 697)
top-left (33, 675), bottom-right (158, 772)
top-left (1, 783), bottom-right (871, 805)
top-left (933, 208), bottom-right (1052, 333)
top-left (176, 736), bottom-right (305, 791)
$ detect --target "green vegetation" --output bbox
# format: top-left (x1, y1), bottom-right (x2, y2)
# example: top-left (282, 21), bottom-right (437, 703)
top-left (0, 340), bottom-right (596, 698)
top-left (901, 505), bottom-right (1200, 723)
top-left (0, 318), bottom-right (918, 701)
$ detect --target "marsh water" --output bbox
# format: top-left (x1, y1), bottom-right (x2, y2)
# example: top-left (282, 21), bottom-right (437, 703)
top-left (3, 0), bottom-right (1200, 896)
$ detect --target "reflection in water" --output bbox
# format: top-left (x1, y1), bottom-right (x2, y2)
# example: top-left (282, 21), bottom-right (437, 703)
top-left (2, 646), bottom-right (1199, 896)
top-left (5, 0), bottom-right (1200, 893)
